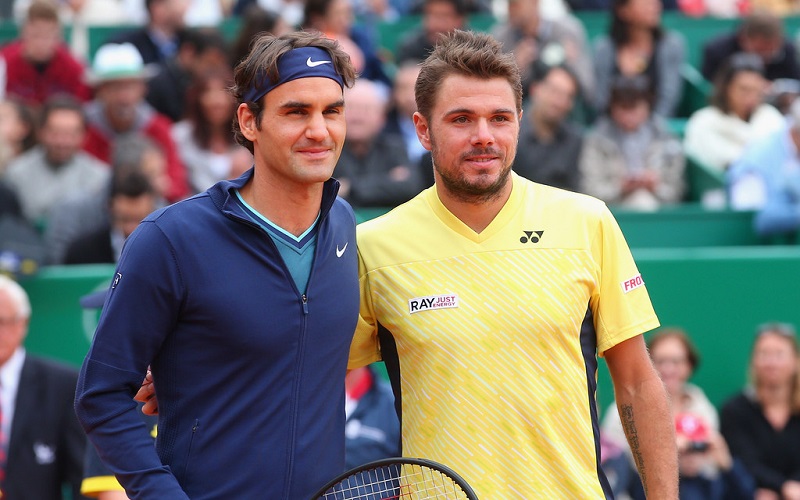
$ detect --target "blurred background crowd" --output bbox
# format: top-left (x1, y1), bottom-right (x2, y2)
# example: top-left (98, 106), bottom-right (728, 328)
top-left (4, 0), bottom-right (800, 272)
top-left (3, 0), bottom-right (800, 498)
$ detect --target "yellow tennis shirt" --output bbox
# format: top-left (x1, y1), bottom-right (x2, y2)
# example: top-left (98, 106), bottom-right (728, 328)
top-left (349, 173), bottom-right (659, 498)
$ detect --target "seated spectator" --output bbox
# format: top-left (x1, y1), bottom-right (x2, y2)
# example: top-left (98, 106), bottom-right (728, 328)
top-left (0, 275), bottom-right (88, 499)
top-left (383, 62), bottom-right (427, 167)
top-left (492, 0), bottom-right (594, 99)
top-left (336, 79), bottom-right (424, 207)
top-left (394, 0), bottom-right (467, 64)
top-left (64, 169), bottom-right (157, 265)
top-left (0, 0), bottom-right (91, 107)
top-left (579, 75), bottom-right (684, 210)
top-left (701, 12), bottom-right (800, 84)
top-left (105, 0), bottom-right (188, 65)
top-left (0, 97), bottom-right (36, 174)
top-left (728, 99), bottom-right (800, 239)
top-left (602, 328), bottom-right (755, 500)
top-left (514, 61), bottom-right (583, 191)
top-left (684, 52), bottom-right (784, 172)
top-left (345, 366), bottom-right (401, 469)
top-left (146, 27), bottom-right (230, 123)
top-left (83, 43), bottom-right (189, 203)
top-left (721, 322), bottom-right (800, 499)
top-left (592, 0), bottom-right (685, 118)
top-left (45, 134), bottom-right (169, 265)
top-left (172, 69), bottom-right (252, 193)
top-left (2, 95), bottom-right (109, 227)
top-left (229, 5), bottom-right (291, 67)
top-left (303, 0), bottom-right (391, 89)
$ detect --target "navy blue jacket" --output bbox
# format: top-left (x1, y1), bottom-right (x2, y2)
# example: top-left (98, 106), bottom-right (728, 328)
top-left (75, 170), bottom-right (360, 499)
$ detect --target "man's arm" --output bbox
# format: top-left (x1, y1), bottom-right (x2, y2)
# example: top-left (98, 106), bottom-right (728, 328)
top-left (605, 335), bottom-right (678, 499)
top-left (74, 222), bottom-right (188, 499)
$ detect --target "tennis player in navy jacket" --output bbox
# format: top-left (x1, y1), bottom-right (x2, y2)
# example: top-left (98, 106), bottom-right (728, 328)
top-left (75, 31), bottom-right (360, 499)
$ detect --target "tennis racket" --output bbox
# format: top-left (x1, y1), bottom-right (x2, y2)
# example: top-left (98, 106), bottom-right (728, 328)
top-left (310, 457), bottom-right (479, 500)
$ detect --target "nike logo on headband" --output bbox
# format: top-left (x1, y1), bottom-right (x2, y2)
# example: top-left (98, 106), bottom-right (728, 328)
top-left (307, 57), bottom-right (332, 67)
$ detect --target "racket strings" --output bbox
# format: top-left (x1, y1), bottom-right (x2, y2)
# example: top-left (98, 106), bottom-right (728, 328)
top-left (320, 463), bottom-right (471, 499)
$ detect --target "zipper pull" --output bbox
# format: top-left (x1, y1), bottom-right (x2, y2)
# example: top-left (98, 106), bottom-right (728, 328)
top-left (302, 294), bottom-right (308, 314)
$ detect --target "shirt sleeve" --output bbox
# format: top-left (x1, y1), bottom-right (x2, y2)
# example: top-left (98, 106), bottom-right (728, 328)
top-left (591, 205), bottom-right (660, 355)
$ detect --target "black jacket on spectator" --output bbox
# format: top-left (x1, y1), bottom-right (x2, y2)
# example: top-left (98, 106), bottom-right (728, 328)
top-left (63, 225), bottom-right (115, 265)
top-left (3, 355), bottom-right (88, 500)
top-left (701, 33), bottom-right (800, 82)
top-left (146, 58), bottom-right (191, 122)
top-left (107, 29), bottom-right (171, 65)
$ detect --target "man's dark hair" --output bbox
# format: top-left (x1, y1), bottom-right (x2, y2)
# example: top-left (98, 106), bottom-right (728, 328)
top-left (38, 94), bottom-right (86, 130)
top-left (231, 31), bottom-right (356, 153)
top-left (110, 169), bottom-right (156, 201)
top-left (415, 29), bottom-right (522, 121)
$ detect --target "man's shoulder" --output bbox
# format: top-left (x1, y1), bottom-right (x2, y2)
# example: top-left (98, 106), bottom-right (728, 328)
top-left (525, 177), bottom-right (606, 212)
top-left (5, 148), bottom-right (45, 176)
top-left (144, 193), bottom-right (212, 225)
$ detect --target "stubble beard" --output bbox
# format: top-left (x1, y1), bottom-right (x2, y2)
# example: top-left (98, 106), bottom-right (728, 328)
top-left (430, 136), bottom-right (514, 205)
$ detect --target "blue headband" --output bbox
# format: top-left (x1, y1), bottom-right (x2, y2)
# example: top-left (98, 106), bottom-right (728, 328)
top-left (243, 46), bottom-right (345, 103)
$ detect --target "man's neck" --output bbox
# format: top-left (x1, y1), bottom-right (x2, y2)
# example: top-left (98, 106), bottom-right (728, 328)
top-left (239, 170), bottom-right (324, 237)
top-left (435, 177), bottom-right (513, 234)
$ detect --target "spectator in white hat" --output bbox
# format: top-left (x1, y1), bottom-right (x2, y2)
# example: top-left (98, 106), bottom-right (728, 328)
top-left (82, 42), bottom-right (189, 203)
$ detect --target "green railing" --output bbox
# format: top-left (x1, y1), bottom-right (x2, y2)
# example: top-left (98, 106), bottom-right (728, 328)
top-left (18, 207), bottom-right (799, 415)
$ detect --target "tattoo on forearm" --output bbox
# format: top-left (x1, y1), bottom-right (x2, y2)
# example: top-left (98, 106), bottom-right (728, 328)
top-left (621, 404), bottom-right (647, 494)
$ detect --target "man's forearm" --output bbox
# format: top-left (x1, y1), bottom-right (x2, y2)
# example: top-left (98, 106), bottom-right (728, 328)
top-left (617, 378), bottom-right (678, 499)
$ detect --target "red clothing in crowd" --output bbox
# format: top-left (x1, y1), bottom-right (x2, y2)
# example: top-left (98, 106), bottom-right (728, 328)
top-left (1, 41), bottom-right (92, 105)
top-left (83, 114), bottom-right (189, 203)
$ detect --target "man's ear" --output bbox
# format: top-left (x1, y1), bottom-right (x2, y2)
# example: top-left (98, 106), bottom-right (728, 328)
top-left (413, 111), bottom-right (432, 151)
top-left (237, 103), bottom-right (259, 143)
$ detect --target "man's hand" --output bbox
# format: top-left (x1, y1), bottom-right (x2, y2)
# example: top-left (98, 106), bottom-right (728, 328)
top-left (134, 371), bottom-right (159, 416)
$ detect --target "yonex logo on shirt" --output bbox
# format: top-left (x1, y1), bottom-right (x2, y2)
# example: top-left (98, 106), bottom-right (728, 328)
top-left (408, 294), bottom-right (459, 314)
top-left (520, 230), bottom-right (544, 243)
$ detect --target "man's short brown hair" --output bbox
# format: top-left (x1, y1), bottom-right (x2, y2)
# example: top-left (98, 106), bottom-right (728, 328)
top-left (415, 30), bottom-right (522, 122)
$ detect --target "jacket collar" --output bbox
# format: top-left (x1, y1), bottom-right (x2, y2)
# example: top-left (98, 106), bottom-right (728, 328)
top-left (208, 167), bottom-right (342, 223)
